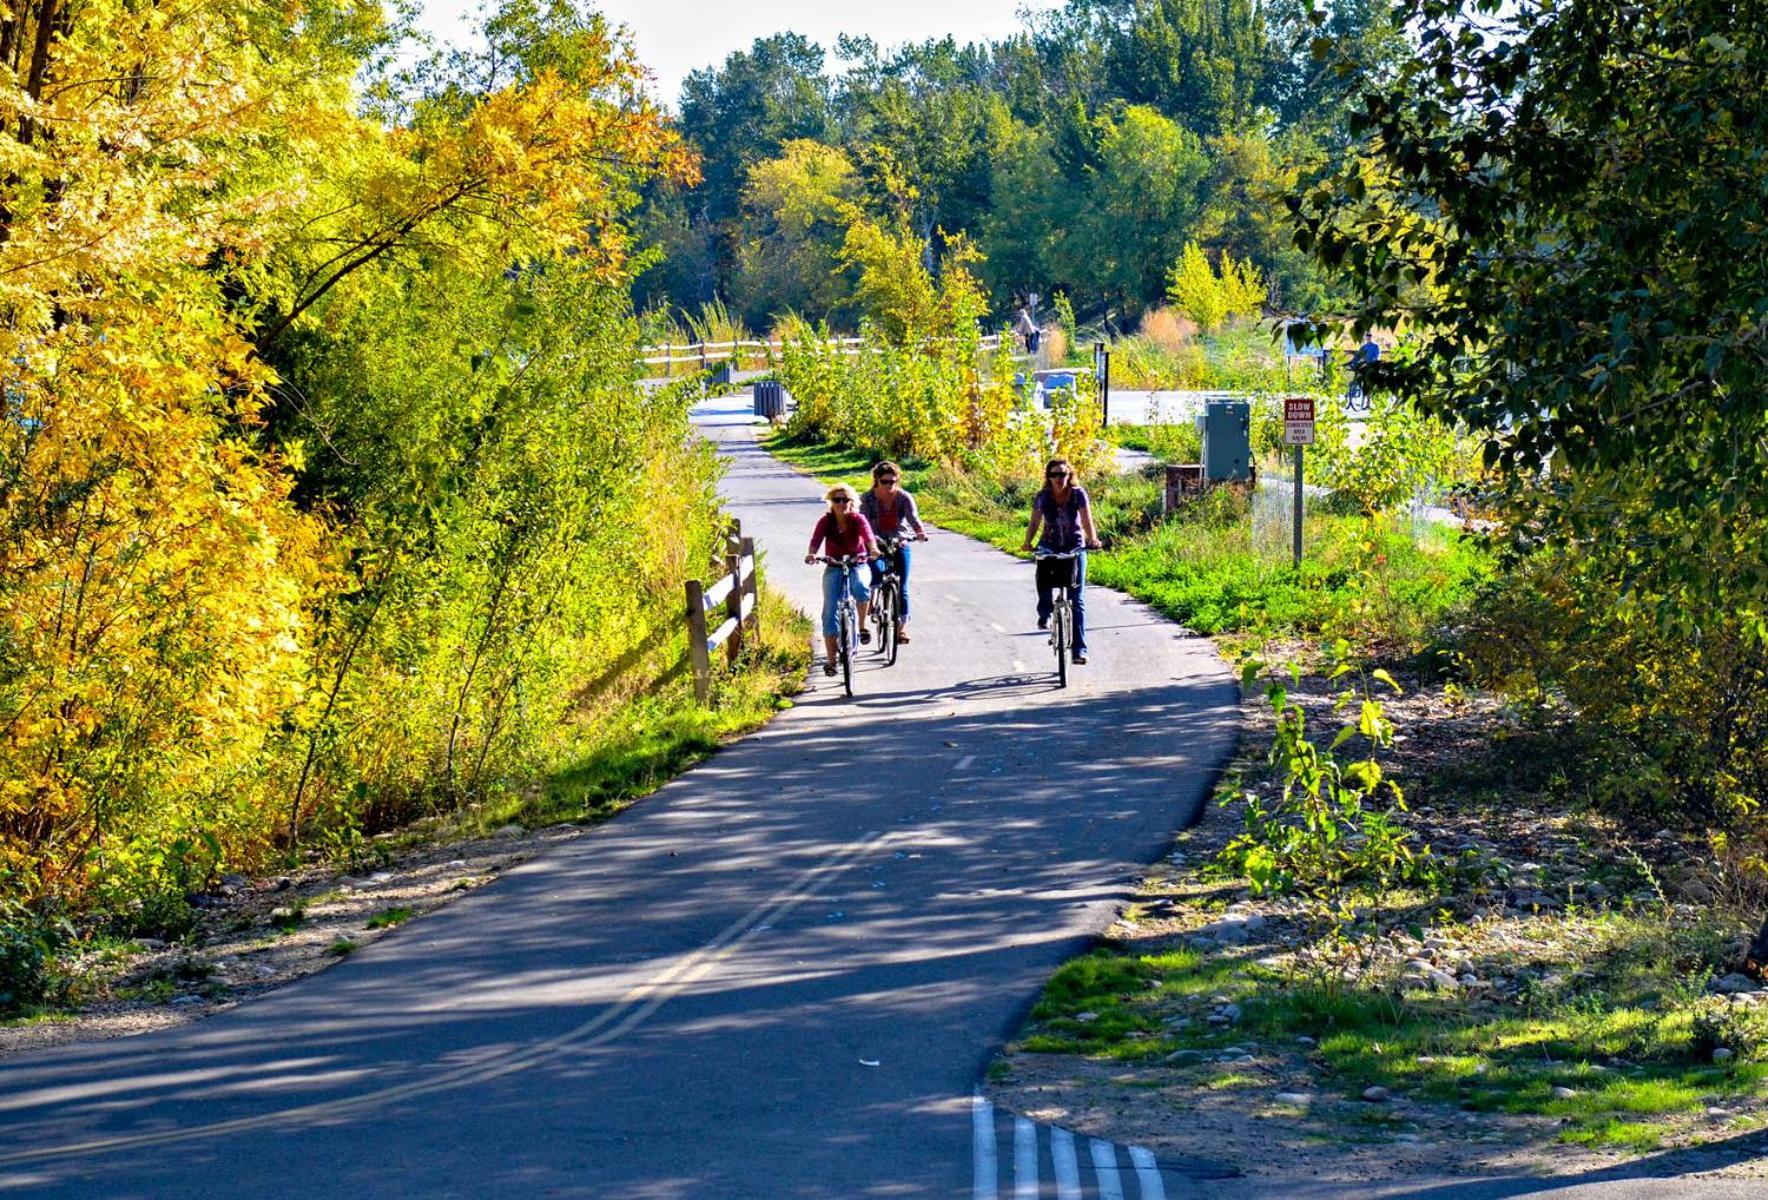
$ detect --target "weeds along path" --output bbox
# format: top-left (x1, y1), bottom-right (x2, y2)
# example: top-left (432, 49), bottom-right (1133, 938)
top-left (0, 390), bottom-right (1237, 1199)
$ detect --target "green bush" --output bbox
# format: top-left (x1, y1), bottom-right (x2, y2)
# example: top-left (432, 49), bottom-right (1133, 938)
top-left (0, 898), bottom-right (66, 1013)
top-left (1217, 661), bottom-right (1437, 898)
top-left (1690, 995), bottom-right (1768, 1063)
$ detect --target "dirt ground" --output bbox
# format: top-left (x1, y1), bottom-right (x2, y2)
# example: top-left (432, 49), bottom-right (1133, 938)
top-left (985, 667), bottom-right (1768, 1185)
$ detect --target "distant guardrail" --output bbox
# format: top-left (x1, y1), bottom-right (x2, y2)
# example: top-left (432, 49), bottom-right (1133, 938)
top-left (639, 334), bottom-right (1015, 371)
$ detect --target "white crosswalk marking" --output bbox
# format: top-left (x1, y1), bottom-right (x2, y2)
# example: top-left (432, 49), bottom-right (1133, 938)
top-left (1129, 1146), bottom-right (1167, 1200)
top-left (976, 1103), bottom-right (1185, 1199)
top-left (1091, 1137), bottom-right (1127, 1200)
top-left (1013, 1116), bottom-right (1038, 1199)
top-left (1050, 1126), bottom-right (1082, 1200)
top-left (972, 1095), bottom-right (998, 1200)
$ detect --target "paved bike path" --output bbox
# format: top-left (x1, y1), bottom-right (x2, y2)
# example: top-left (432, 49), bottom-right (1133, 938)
top-left (0, 393), bottom-right (1240, 1198)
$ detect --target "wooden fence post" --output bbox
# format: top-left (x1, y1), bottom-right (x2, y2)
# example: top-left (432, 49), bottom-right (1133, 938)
top-left (724, 521), bottom-right (743, 666)
top-left (684, 579), bottom-right (711, 705)
top-left (740, 534), bottom-right (759, 646)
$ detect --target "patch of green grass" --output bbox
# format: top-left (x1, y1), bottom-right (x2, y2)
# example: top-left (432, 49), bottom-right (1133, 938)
top-left (0, 1007), bottom-right (76, 1029)
top-left (326, 937), bottom-right (356, 957)
top-left (765, 430), bottom-right (1489, 650)
top-left (365, 906), bottom-right (415, 930)
top-left (1206, 1072), bottom-right (1263, 1090)
top-left (476, 586), bottom-right (808, 832)
top-left (1016, 915), bottom-right (1768, 1154)
top-left (271, 903), bottom-right (306, 934)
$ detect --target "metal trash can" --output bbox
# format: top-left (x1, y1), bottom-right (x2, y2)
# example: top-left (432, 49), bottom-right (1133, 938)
top-left (753, 380), bottom-right (787, 420)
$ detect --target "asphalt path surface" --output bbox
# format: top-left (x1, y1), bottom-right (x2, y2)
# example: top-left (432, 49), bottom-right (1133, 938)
top-left (3, 392), bottom-right (1753, 1197)
top-left (0, 392), bottom-right (1239, 1198)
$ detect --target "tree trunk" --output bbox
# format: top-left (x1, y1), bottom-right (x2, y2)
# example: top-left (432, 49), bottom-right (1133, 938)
top-left (19, 0), bottom-right (58, 145)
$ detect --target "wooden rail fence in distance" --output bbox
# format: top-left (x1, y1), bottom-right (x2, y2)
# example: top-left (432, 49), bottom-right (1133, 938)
top-left (683, 519), bottom-right (760, 705)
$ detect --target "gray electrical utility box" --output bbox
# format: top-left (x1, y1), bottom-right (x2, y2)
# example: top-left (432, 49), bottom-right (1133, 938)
top-left (1194, 400), bottom-right (1251, 481)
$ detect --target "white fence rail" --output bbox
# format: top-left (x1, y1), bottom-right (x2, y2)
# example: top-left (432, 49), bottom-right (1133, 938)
top-left (640, 333), bottom-right (1012, 370)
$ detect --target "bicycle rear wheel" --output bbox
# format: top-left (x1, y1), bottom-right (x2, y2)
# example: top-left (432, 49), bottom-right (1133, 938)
top-left (1054, 594), bottom-right (1069, 689)
top-left (870, 579), bottom-right (890, 657)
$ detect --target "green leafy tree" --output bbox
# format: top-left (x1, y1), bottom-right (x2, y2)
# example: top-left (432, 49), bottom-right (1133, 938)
top-left (673, 34), bottom-right (834, 298)
top-left (1056, 104), bottom-right (1210, 310)
top-left (1166, 240), bottom-right (1263, 328)
top-left (1291, 0), bottom-right (1768, 960)
top-left (732, 140), bottom-right (861, 325)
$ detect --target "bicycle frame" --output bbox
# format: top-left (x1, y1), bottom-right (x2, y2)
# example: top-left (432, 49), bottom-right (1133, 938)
top-left (1035, 549), bottom-right (1082, 688)
top-left (815, 555), bottom-right (863, 695)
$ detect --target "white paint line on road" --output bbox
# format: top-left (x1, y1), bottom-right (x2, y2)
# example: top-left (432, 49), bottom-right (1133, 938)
top-left (972, 1094), bottom-right (998, 1200)
top-left (1050, 1127), bottom-right (1082, 1200)
top-left (1091, 1138), bottom-right (1126, 1200)
top-left (990, 622), bottom-right (1007, 633)
top-left (954, 754), bottom-right (977, 771)
top-left (1128, 1146), bottom-right (1166, 1200)
top-left (1013, 1116), bottom-right (1038, 1199)
top-left (1, 831), bottom-right (899, 1168)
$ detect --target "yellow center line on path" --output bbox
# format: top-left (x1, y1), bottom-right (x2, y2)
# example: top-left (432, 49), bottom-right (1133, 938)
top-left (0, 830), bottom-right (896, 1168)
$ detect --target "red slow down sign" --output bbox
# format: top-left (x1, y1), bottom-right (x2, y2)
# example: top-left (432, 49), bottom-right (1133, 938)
top-left (1284, 396), bottom-right (1315, 445)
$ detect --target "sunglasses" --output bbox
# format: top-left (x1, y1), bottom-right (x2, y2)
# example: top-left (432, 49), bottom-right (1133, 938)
top-left (831, 498), bottom-right (852, 506)
top-left (877, 475), bottom-right (898, 483)
top-left (1047, 472), bottom-right (1071, 480)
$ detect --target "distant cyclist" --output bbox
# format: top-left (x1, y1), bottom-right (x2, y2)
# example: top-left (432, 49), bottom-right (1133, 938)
top-left (859, 461), bottom-right (928, 643)
top-left (1020, 458), bottom-right (1102, 665)
top-left (806, 483), bottom-right (880, 676)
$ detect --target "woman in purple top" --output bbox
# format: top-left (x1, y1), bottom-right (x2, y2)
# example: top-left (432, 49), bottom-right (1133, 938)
top-left (1020, 457), bottom-right (1102, 665)
top-left (858, 460), bottom-right (928, 642)
top-left (806, 483), bottom-right (880, 676)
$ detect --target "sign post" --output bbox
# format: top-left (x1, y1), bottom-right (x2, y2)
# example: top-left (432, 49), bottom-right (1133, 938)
top-left (1283, 397), bottom-right (1316, 568)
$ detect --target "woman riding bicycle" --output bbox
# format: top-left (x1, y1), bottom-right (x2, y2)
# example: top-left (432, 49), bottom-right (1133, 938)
top-left (1020, 457), bottom-right (1102, 665)
top-left (858, 461), bottom-right (928, 643)
top-left (806, 483), bottom-right (881, 676)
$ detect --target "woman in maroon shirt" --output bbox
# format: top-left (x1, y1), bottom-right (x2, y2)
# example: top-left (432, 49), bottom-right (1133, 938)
top-left (805, 484), bottom-right (881, 675)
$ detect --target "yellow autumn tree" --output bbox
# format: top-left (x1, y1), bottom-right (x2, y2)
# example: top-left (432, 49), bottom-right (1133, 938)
top-left (0, 0), bottom-right (696, 911)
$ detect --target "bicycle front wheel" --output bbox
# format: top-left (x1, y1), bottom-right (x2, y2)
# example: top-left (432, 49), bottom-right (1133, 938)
top-left (838, 607), bottom-right (854, 696)
top-left (1054, 595), bottom-right (1069, 689)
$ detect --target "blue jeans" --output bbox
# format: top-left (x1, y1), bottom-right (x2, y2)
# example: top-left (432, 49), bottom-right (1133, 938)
top-left (868, 544), bottom-right (912, 621)
top-left (821, 564), bottom-right (870, 637)
top-left (1035, 552), bottom-right (1086, 653)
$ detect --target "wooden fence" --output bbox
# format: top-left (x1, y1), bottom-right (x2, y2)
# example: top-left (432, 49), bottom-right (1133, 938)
top-left (683, 519), bottom-right (760, 705)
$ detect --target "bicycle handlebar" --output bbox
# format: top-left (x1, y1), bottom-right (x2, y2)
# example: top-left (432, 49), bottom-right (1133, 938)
top-left (812, 554), bottom-right (865, 566)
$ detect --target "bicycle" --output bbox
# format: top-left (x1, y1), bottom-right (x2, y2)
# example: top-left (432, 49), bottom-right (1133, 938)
top-left (814, 554), bottom-right (862, 696)
top-left (869, 535), bottom-right (920, 667)
top-left (1035, 549), bottom-right (1082, 688)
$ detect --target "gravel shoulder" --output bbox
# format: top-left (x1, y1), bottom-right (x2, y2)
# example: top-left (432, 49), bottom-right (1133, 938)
top-left (0, 823), bottom-right (578, 1061)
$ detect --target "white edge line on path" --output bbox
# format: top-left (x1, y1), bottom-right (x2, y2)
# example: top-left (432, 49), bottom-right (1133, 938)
top-left (954, 754), bottom-right (976, 771)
